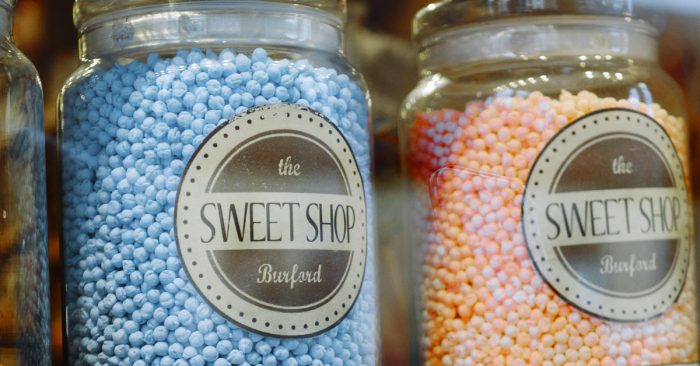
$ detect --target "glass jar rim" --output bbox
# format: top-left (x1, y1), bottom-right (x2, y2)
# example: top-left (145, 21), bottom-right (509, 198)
top-left (413, 0), bottom-right (658, 46)
top-left (73, 0), bottom-right (346, 33)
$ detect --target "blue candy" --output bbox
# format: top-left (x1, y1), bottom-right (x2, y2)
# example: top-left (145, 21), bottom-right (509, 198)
top-left (62, 48), bottom-right (377, 365)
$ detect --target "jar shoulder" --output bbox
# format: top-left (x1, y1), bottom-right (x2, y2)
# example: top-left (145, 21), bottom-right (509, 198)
top-left (58, 47), bottom-right (371, 136)
top-left (401, 59), bottom-right (686, 121)
top-left (0, 40), bottom-right (42, 95)
top-left (60, 48), bottom-right (368, 100)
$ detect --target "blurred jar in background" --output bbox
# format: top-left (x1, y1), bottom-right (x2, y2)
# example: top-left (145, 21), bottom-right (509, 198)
top-left (0, 0), bottom-right (51, 365)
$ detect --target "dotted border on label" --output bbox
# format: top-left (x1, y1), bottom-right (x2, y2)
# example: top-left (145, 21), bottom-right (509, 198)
top-left (174, 104), bottom-right (368, 337)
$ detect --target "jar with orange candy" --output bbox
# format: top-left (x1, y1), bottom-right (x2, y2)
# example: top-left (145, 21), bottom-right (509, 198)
top-left (401, 1), bottom-right (699, 365)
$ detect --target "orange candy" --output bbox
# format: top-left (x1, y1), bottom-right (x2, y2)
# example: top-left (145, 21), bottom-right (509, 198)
top-left (408, 91), bottom-right (698, 366)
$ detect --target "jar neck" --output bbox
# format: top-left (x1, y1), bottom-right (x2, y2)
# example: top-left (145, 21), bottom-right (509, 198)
top-left (78, 2), bottom-right (343, 60)
top-left (418, 16), bottom-right (658, 72)
top-left (0, 5), bottom-right (12, 40)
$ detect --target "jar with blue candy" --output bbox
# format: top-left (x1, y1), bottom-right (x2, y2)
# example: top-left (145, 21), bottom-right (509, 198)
top-left (0, 0), bottom-right (51, 365)
top-left (59, 1), bottom-right (378, 365)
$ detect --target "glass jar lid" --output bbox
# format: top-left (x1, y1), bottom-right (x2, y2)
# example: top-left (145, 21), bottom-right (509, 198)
top-left (414, 0), bottom-right (654, 46)
top-left (74, 0), bottom-right (346, 33)
top-left (0, 0), bottom-right (14, 9)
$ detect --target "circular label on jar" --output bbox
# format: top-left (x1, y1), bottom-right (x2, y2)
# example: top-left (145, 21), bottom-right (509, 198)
top-left (522, 108), bottom-right (690, 322)
top-left (175, 104), bottom-right (367, 337)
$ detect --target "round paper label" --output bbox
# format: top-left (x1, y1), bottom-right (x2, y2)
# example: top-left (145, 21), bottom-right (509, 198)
top-left (522, 108), bottom-right (690, 322)
top-left (175, 104), bottom-right (367, 337)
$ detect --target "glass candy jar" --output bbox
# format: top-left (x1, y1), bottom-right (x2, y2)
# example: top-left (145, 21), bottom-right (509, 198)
top-left (0, 0), bottom-right (51, 365)
top-left (59, 1), bottom-right (378, 365)
top-left (401, 1), bottom-right (698, 365)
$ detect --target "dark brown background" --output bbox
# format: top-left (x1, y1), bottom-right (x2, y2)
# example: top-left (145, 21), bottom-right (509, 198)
top-left (7, 1), bottom-right (700, 365)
